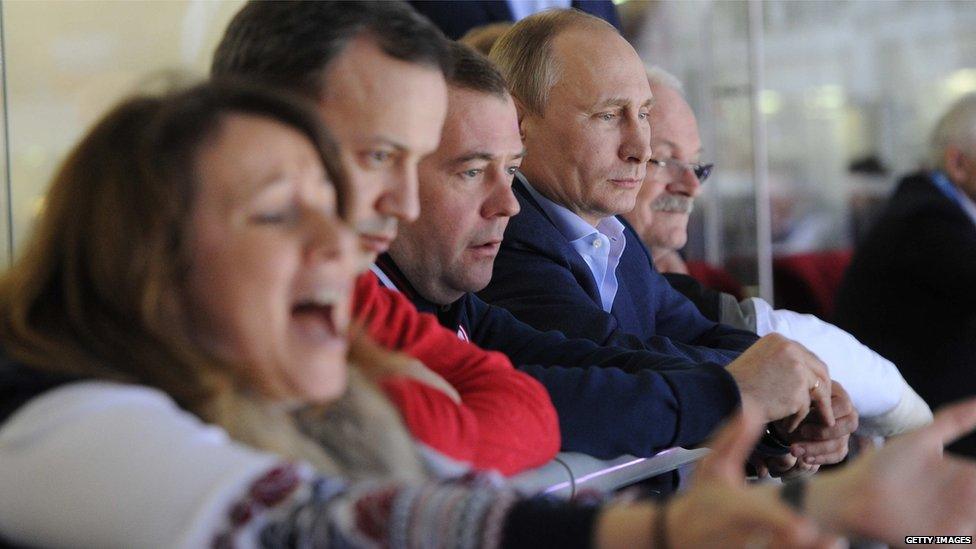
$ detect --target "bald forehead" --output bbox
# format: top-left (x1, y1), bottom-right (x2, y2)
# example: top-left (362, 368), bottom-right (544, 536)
top-left (551, 26), bottom-right (639, 78)
top-left (546, 26), bottom-right (652, 112)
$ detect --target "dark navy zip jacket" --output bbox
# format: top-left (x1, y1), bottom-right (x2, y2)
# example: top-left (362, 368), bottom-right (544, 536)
top-left (374, 255), bottom-right (741, 459)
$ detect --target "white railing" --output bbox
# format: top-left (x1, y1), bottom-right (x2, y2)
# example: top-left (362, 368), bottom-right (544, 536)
top-left (509, 447), bottom-right (709, 498)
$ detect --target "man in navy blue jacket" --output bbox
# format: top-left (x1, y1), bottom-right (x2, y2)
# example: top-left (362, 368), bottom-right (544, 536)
top-left (476, 10), bottom-right (841, 447)
top-left (384, 41), bottom-right (839, 465)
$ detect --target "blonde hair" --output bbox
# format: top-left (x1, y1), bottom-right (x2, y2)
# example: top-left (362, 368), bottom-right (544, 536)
top-left (489, 8), bottom-right (615, 115)
top-left (460, 22), bottom-right (512, 56)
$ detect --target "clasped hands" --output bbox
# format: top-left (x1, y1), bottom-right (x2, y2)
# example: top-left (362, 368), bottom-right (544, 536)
top-left (727, 334), bottom-right (858, 477)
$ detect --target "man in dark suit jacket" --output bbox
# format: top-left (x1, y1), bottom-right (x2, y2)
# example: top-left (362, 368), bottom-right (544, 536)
top-left (408, 0), bottom-right (620, 40)
top-left (835, 93), bottom-right (976, 455)
top-left (479, 10), bottom-right (844, 459)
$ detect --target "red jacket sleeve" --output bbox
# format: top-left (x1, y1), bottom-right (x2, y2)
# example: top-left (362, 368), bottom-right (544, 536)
top-left (353, 272), bottom-right (560, 475)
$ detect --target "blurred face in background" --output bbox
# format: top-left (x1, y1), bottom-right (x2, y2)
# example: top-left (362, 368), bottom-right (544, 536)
top-left (318, 36), bottom-right (449, 263)
top-left (517, 26), bottom-right (653, 226)
top-left (944, 144), bottom-right (976, 204)
top-left (625, 81), bottom-right (704, 253)
top-left (186, 114), bottom-right (357, 403)
top-left (390, 87), bottom-right (524, 304)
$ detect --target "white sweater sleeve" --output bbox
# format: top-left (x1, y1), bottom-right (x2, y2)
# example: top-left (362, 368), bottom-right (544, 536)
top-left (0, 381), bottom-right (279, 548)
top-left (746, 297), bottom-right (924, 420)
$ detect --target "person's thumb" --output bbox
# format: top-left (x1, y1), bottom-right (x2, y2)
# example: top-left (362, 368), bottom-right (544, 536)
top-left (697, 403), bottom-right (765, 481)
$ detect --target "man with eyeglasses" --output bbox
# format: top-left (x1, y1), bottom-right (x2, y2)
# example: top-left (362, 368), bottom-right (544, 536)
top-left (623, 68), bottom-right (712, 277)
top-left (632, 155), bottom-right (712, 276)
top-left (624, 66), bottom-right (932, 443)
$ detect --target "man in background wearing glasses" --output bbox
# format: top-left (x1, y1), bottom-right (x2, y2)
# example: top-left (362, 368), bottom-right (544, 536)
top-left (626, 65), bottom-right (932, 445)
top-left (622, 67), bottom-right (712, 279)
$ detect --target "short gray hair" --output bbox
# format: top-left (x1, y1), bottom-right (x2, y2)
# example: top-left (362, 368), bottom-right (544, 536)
top-left (930, 92), bottom-right (976, 169)
top-left (645, 65), bottom-right (684, 94)
top-left (489, 9), bottom-right (616, 115)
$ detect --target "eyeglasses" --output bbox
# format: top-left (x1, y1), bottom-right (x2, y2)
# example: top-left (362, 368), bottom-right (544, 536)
top-left (648, 157), bottom-right (714, 183)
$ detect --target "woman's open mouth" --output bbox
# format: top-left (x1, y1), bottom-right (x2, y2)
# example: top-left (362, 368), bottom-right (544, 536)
top-left (291, 289), bottom-right (346, 343)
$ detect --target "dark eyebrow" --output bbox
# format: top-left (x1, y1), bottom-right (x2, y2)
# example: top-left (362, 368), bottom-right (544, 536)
top-left (589, 97), bottom-right (655, 112)
top-left (450, 148), bottom-right (528, 165)
top-left (367, 136), bottom-right (408, 151)
top-left (590, 97), bottom-right (629, 111)
top-left (450, 152), bottom-right (494, 164)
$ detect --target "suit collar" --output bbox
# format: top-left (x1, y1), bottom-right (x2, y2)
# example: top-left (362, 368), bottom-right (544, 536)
top-left (512, 172), bottom-right (558, 228)
top-left (510, 173), bottom-right (605, 305)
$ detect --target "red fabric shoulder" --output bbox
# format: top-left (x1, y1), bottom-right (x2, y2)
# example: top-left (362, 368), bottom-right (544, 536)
top-left (352, 272), bottom-right (559, 475)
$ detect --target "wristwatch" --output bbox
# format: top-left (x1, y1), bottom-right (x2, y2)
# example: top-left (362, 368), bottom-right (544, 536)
top-left (756, 424), bottom-right (792, 456)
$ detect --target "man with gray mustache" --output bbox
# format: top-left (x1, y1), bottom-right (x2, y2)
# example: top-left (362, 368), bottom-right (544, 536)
top-left (654, 193), bottom-right (695, 214)
top-left (625, 65), bottom-right (932, 441)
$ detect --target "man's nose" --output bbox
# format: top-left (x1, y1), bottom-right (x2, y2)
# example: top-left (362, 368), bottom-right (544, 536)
top-left (376, 165), bottom-right (421, 223)
top-left (667, 163), bottom-right (702, 197)
top-left (483, 171), bottom-right (521, 219)
top-left (619, 117), bottom-right (652, 164)
top-left (307, 209), bottom-right (357, 264)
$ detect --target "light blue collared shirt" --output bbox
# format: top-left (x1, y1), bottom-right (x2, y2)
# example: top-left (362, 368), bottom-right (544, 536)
top-left (507, 0), bottom-right (572, 21)
top-left (520, 174), bottom-right (626, 312)
top-left (930, 170), bottom-right (976, 229)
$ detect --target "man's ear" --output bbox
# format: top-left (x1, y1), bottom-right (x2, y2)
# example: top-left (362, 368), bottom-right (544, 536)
top-left (512, 96), bottom-right (530, 141)
top-left (944, 145), bottom-right (969, 184)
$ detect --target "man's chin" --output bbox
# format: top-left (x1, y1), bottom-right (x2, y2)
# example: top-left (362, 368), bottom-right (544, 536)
top-left (664, 228), bottom-right (690, 251)
top-left (455, 266), bottom-right (493, 295)
top-left (646, 218), bottom-right (690, 250)
top-left (607, 195), bottom-right (639, 218)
